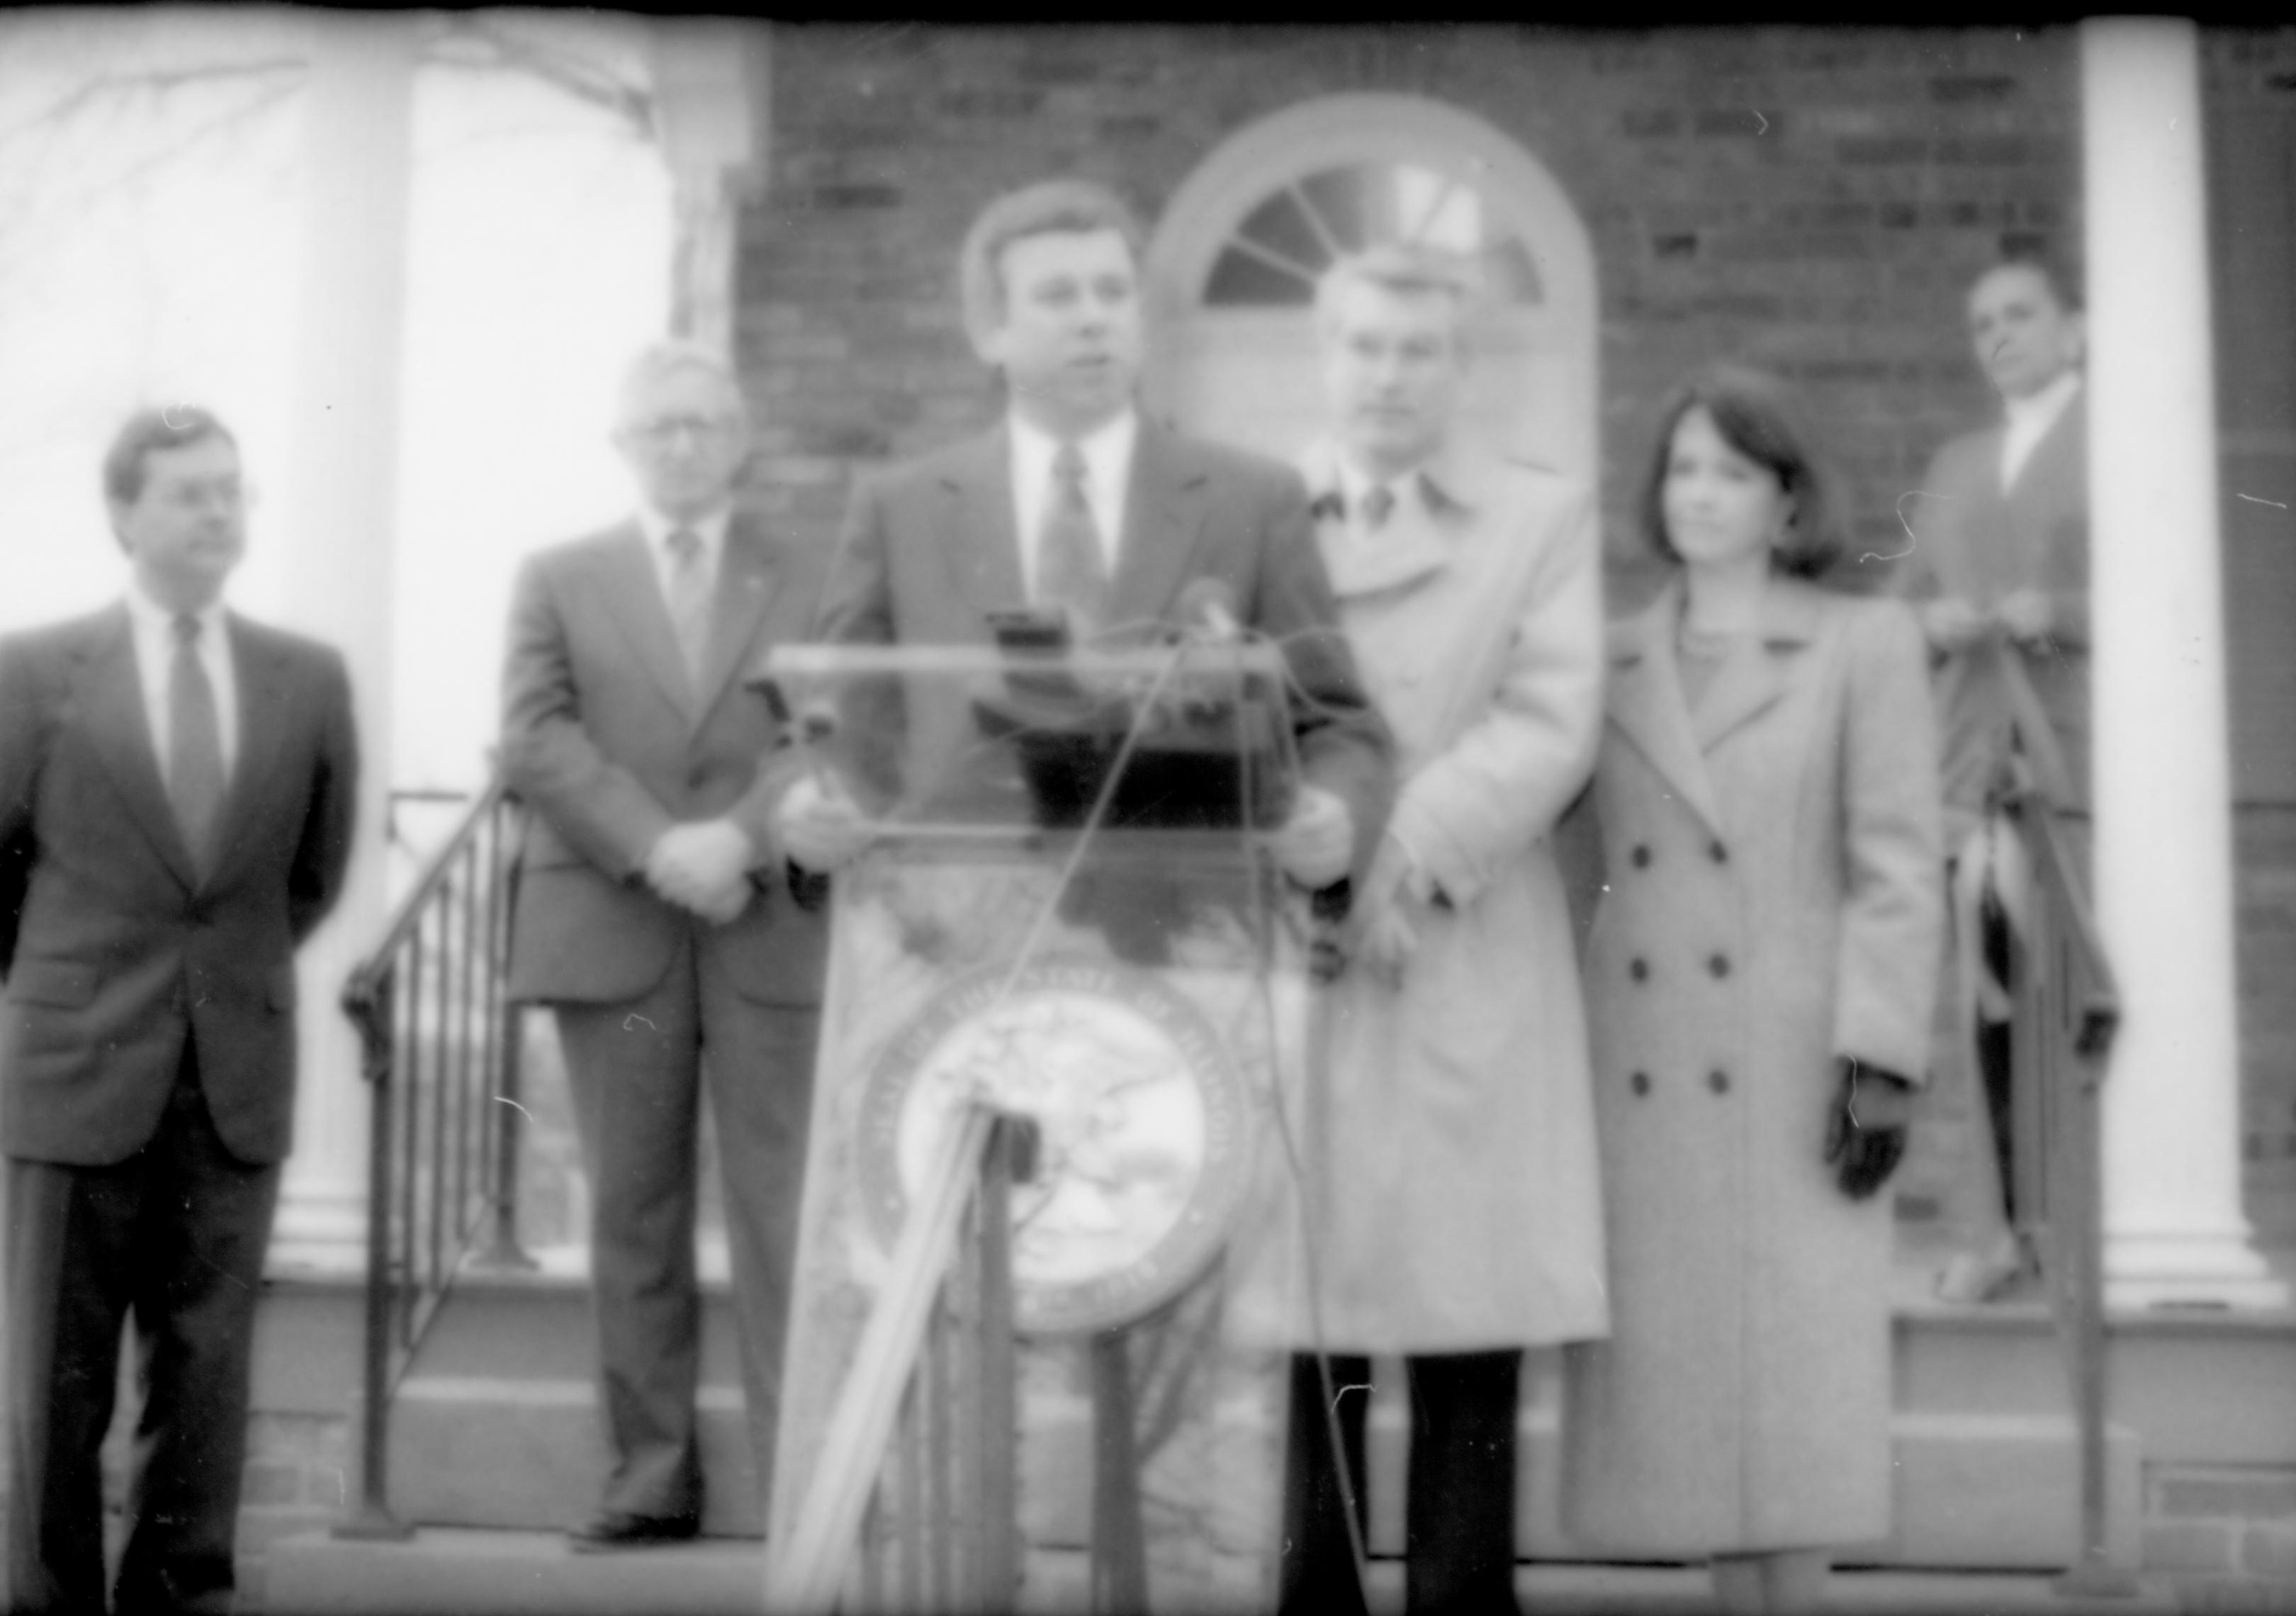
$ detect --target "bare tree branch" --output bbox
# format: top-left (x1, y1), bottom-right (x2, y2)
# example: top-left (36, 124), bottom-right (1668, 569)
top-left (0, 57), bottom-right (305, 150)
top-left (423, 16), bottom-right (654, 142)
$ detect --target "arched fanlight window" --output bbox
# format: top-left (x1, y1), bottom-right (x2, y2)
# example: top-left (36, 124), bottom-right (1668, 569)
top-left (1201, 162), bottom-right (1545, 308)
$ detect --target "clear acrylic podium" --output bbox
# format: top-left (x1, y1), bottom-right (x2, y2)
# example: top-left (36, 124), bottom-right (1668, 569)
top-left (758, 637), bottom-right (1318, 1614)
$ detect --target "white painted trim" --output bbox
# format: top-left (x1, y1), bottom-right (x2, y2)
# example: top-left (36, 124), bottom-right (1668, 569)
top-left (1144, 92), bottom-right (1596, 344)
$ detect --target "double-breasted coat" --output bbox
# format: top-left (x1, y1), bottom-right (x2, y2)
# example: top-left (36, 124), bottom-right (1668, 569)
top-left (1560, 577), bottom-right (1943, 1554)
top-left (1285, 442), bottom-right (1609, 1353)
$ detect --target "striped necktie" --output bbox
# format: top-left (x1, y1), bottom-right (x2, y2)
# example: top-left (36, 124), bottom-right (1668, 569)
top-left (1038, 443), bottom-right (1110, 634)
top-left (665, 527), bottom-right (712, 691)
top-left (169, 613), bottom-right (226, 877)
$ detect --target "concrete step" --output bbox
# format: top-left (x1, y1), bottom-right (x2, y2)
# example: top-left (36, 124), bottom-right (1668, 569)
top-left (395, 1242), bottom-right (746, 1385)
top-left (383, 1377), bottom-right (762, 1536)
top-left (1011, 1384), bottom-right (2144, 1573)
top-left (261, 1530), bottom-right (2180, 1616)
top-left (373, 1285), bottom-right (2178, 1564)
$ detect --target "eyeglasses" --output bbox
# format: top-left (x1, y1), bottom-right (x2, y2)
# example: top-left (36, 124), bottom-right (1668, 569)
top-left (624, 414), bottom-right (738, 446)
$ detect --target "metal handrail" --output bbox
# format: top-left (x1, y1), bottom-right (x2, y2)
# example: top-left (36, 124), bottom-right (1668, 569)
top-left (334, 773), bottom-right (533, 1541)
top-left (765, 1109), bottom-right (1025, 1613)
top-left (1993, 668), bottom-right (2137, 1598)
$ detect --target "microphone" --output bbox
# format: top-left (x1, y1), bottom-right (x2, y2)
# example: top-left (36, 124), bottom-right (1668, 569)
top-left (1176, 576), bottom-right (1242, 644)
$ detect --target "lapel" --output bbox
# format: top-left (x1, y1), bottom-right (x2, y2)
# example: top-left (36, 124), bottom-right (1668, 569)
top-left (1605, 581), bottom-right (1725, 836)
top-left (2005, 391), bottom-right (2085, 544)
top-left (73, 605), bottom-right (201, 892)
top-left (206, 616), bottom-right (294, 888)
top-left (1297, 439), bottom-right (1459, 600)
top-left (938, 430), bottom-right (1028, 624)
top-left (593, 522), bottom-right (697, 719)
top-left (1108, 422), bottom-right (1212, 626)
top-left (691, 514), bottom-right (784, 730)
top-left (1689, 576), bottom-right (1821, 753)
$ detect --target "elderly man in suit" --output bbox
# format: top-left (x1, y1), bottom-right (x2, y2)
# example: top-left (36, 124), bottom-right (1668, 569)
top-left (501, 340), bottom-right (828, 1548)
top-left (1, 407), bottom-right (358, 1615)
top-left (1281, 245), bottom-right (1606, 1616)
top-left (777, 176), bottom-right (1388, 889)
top-left (1891, 254), bottom-right (2089, 1304)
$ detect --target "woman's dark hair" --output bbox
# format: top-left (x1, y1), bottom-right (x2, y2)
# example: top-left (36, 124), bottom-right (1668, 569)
top-left (1638, 365), bottom-right (1844, 580)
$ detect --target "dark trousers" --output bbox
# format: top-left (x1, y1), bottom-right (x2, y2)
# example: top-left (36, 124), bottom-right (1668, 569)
top-left (5, 1045), bottom-right (281, 1616)
top-left (1280, 1349), bottom-right (1524, 1616)
top-left (1978, 883), bottom-right (2018, 1225)
top-left (551, 928), bottom-right (818, 1524)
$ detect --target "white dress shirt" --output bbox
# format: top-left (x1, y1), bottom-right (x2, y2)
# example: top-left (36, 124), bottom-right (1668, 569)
top-left (1008, 409), bottom-right (1135, 602)
top-left (125, 584), bottom-right (239, 785)
top-left (1999, 370), bottom-right (2081, 493)
top-left (636, 503), bottom-right (731, 608)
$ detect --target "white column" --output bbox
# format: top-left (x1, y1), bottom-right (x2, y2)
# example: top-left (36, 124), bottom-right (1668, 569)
top-left (269, 14), bottom-right (417, 1267)
top-left (2083, 18), bottom-right (2287, 1309)
top-left (650, 21), bottom-right (764, 353)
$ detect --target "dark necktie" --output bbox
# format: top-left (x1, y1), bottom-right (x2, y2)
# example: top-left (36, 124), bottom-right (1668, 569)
top-left (1361, 483), bottom-right (1396, 532)
top-left (1038, 443), bottom-right (1110, 632)
top-left (169, 613), bottom-right (226, 877)
top-left (665, 527), bottom-right (711, 691)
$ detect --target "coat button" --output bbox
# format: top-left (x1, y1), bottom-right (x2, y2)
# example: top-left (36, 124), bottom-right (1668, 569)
top-left (1631, 844), bottom-right (1652, 869)
top-left (1709, 1069), bottom-right (1731, 1095)
top-left (1710, 840), bottom-right (1728, 863)
top-left (1630, 958), bottom-right (1650, 983)
top-left (1631, 1071), bottom-right (1651, 1097)
top-left (1709, 953), bottom-right (1731, 979)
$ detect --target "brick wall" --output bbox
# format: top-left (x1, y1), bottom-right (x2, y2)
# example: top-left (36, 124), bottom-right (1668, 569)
top-left (737, 25), bottom-right (2079, 569)
top-left (2142, 1464), bottom-right (2296, 1610)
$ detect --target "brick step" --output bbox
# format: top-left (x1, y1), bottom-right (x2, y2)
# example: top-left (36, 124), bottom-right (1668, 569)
top-left (260, 1530), bottom-right (2180, 1616)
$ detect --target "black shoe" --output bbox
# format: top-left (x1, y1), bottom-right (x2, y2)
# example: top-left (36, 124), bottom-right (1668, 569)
top-left (566, 1508), bottom-right (702, 1552)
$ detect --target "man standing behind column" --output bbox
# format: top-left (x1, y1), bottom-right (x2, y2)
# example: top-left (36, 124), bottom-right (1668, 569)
top-left (1281, 247), bottom-right (1607, 1616)
top-left (1893, 255), bottom-right (2090, 1303)
top-left (2, 408), bottom-right (358, 1615)
top-left (501, 342), bottom-right (828, 1547)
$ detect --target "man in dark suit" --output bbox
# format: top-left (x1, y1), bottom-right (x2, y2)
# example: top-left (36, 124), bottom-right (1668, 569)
top-left (501, 340), bottom-right (827, 1549)
top-left (1891, 254), bottom-right (2089, 1303)
top-left (779, 177), bottom-right (1390, 885)
top-left (1, 407), bottom-right (359, 1615)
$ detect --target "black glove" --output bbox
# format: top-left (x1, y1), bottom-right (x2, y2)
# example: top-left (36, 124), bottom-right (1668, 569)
top-left (1823, 1056), bottom-right (1913, 1201)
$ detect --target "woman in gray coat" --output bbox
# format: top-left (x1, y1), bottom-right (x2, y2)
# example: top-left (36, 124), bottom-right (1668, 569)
top-left (1561, 368), bottom-right (1945, 1613)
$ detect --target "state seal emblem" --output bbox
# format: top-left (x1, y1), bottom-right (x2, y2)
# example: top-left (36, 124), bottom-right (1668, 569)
top-left (856, 955), bottom-right (1251, 1335)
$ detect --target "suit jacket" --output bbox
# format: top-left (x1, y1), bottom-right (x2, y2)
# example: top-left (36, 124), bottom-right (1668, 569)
top-left (1891, 398), bottom-right (2088, 838)
top-left (502, 512), bottom-right (828, 1007)
top-left (811, 421), bottom-right (1392, 875)
top-left (0, 606), bottom-right (358, 1167)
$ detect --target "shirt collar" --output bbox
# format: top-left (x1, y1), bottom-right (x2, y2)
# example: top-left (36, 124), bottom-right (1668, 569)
top-left (1306, 439), bottom-right (1485, 522)
top-left (124, 582), bottom-right (227, 645)
top-left (635, 503), bottom-right (731, 560)
top-left (2003, 369), bottom-right (2082, 435)
top-left (1010, 407), bottom-right (1137, 484)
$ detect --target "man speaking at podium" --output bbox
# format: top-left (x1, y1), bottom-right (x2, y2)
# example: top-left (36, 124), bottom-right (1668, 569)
top-left (775, 177), bottom-right (1390, 890)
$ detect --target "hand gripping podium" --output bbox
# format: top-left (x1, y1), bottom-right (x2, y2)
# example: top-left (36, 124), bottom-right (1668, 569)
top-left (758, 634), bottom-right (1317, 1614)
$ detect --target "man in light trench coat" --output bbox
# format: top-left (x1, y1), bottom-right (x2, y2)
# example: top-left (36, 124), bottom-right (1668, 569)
top-left (1279, 244), bottom-right (1609, 1616)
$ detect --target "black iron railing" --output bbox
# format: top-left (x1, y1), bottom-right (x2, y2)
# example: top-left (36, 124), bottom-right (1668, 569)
top-left (335, 777), bottom-right (532, 1540)
top-left (1996, 667), bottom-right (2133, 1598)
